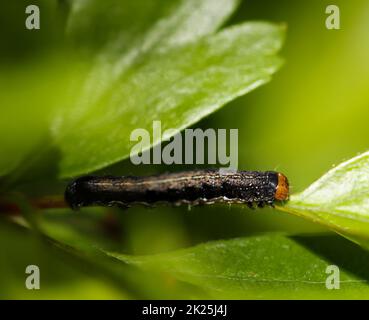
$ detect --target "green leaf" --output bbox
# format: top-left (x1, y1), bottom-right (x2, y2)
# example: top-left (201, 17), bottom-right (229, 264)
top-left (37, 210), bottom-right (369, 298)
top-left (2, 215), bottom-right (204, 299)
top-left (277, 151), bottom-right (369, 247)
top-left (52, 0), bottom-right (285, 177)
top-left (105, 233), bottom-right (369, 299)
top-left (0, 217), bottom-right (130, 299)
top-left (0, 0), bottom-right (284, 180)
top-left (0, 0), bottom-right (239, 179)
top-left (36, 210), bottom-right (210, 298)
top-left (67, 0), bottom-right (241, 52)
top-left (56, 21), bottom-right (284, 177)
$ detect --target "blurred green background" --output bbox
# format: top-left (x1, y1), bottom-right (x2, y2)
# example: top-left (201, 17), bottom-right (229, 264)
top-left (1, 0), bottom-right (369, 299)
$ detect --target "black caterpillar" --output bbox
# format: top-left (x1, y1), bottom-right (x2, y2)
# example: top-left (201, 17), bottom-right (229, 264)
top-left (65, 170), bottom-right (289, 210)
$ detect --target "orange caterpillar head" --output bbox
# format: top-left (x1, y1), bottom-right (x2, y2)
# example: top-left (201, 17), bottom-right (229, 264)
top-left (274, 173), bottom-right (289, 201)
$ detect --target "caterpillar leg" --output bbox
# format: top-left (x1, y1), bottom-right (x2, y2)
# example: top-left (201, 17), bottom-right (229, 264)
top-left (247, 202), bottom-right (255, 210)
top-left (107, 201), bottom-right (131, 210)
top-left (258, 201), bottom-right (265, 208)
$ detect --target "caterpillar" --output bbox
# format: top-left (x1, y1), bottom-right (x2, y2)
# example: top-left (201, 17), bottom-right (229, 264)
top-left (65, 170), bottom-right (289, 210)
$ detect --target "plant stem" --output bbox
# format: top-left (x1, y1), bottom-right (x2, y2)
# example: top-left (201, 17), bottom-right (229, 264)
top-left (0, 195), bottom-right (67, 215)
